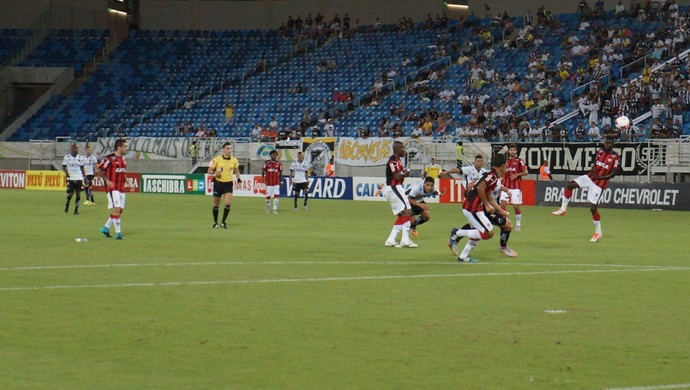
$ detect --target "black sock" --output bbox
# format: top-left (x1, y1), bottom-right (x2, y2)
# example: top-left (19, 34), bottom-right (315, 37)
top-left (294, 192), bottom-right (298, 207)
top-left (415, 216), bottom-right (426, 226)
top-left (304, 194), bottom-right (308, 207)
top-left (222, 205), bottom-right (230, 223)
top-left (500, 229), bottom-right (510, 247)
top-left (75, 196), bottom-right (80, 211)
top-left (212, 206), bottom-right (219, 223)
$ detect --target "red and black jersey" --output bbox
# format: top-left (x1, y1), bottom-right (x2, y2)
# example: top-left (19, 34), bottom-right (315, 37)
top-left (588, 148), bottom-right (620, 189)
top-left (503, 157), bottom-right (526, 189)
top-left (262, 160), bottom-right (283, 186)
top-left (463, 169), bottom-right (500, 212)
top-left (386, 155), bottom-right (405, 186)
top-left (98, 154), bottom-right (127, 192)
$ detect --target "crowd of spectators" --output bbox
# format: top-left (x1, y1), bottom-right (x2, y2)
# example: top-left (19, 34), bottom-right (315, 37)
top-left (354, 1), bottom-right (689, 143)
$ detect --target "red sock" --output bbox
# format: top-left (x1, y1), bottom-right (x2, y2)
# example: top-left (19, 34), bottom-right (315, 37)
top-left (394, 216), bottom-right (406, 225)
top-left (593, 212), bottom-right (600, 221)
top-left (564, 188), bottom-right (573, 199)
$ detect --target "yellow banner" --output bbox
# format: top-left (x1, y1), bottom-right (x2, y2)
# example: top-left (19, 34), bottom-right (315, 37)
top-left (25, 170), bottom-right (66, 191)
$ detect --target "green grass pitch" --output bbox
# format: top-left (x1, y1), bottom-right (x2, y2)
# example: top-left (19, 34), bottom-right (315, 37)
top-left (1, 190), bottom-right (689, 389)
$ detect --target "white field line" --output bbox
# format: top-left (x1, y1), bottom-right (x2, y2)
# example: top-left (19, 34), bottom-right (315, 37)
top-left (0, 266), bottom-right (687, 292)
top-left (605, 383), bottom-right (690, 390)
top-left (0, 261), bottom-right (687, 272)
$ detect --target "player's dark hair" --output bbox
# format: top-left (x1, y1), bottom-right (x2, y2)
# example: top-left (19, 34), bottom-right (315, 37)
top-left (223, 142), bottom-right (232, 148)
top-left (508, 143), bottom-right (517, 150)
top-left (114, 139), bottom-right (126, 150)
top-left (424, 176), bottom-right (435, 184)
top-left (492, 153), bottom-right (507, 167)
top-left (269, 150), bottom-right (278, 155)
top-left (475, 154), bottom-right (483, 160)
top-left (394, 140), bottom-right (404, 147)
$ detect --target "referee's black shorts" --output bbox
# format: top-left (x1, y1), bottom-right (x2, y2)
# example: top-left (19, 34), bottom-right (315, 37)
top-left (213, 180), bottom-right (234, 196)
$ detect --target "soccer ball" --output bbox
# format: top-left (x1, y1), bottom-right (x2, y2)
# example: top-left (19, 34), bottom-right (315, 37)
top-left (615, 116), bottom-right (631, 131)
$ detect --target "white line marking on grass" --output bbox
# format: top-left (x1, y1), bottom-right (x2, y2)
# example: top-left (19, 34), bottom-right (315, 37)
top-left (0, 266), bottom-right (687, 292)
top-left (1, 261), bottom-right (686, 272)
top-left (605, 383), bottom-right (690, 390)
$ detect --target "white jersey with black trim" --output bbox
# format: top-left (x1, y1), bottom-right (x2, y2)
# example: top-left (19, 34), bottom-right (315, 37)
top-left (290, 160), bottom-right (310, 183)
top-left (461, 164), bottom-right (489, 189)
top-left (62, 154), bottom-right (85, 181)
top-left (406, 181), bottom-right (434, 202)
top-left (83, 154), bottom-right (98, 175)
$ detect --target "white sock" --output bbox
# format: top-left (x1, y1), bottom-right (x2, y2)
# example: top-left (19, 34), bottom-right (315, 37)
top-left (594, 220), bottom-right (601, 235)
top-left (460, 239), bottom-right (479, 259)
top-left (273, 197), bottom-right (279, 210)
top-left (457, 229), bottom-right (482, 240)
top-left (105, 217), bottom-right (113, 228)
top-left (560, 197), bottom-right (570, 211)
top-left (387, 225), bottom-right (401, 242)
top-left (401, 220), bottom-right (411, 242)
top-left (265, 198), bottom-right (270, 208)
top-left (516, 214), bottom-right (522, 224)
top-left (113, 217), bottom-right (121, 234)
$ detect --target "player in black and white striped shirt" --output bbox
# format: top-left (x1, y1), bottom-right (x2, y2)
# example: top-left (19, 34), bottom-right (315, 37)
top-left (62, 142), bottom-right (86, 215)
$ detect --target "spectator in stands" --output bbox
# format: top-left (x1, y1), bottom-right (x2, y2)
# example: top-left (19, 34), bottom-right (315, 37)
top-left (324, 120), bottom-right (335, 137)
top-left (614, 1), bottom-right (627, 18)
top-left (251, 124), bottom-right (261, 141)
top-left (588, 121), bottom-right (601, 141)
top-left (573, 122), bottom-right (585, 141)
top-left (650, 118), bottom-right (664, 138)
top-left (194, 127), bottom-right (206, 138)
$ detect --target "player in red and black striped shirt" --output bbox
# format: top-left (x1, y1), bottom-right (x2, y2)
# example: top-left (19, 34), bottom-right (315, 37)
top-left (383, 141), bottom-right (416, 248)
top-left (552, 137), bottom-right (620, 242)
top-left (449, 153), bottom-right (509, 262)
top-left (262, 150), bottom-right (283, 214)
top-left (500, 144), bottom-right (528, 230)
top-left (96, 139), bottom-right (128, 239)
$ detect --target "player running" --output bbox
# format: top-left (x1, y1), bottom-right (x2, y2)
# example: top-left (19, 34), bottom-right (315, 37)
top-left (447, 153), bottom-right (509, 262)
top-left (448, 172), bottom-right (518, 258)
top-left (262, 150), bottom-right (283, 214)
top-left (501, 144), bottom-right (527, 231)
top-left (552, 136), bottom-right (620, 242)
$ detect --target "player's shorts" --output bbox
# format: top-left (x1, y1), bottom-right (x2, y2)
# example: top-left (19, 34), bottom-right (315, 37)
top-left (213, 180), bottom-right (234, 197)
top-left (66, 180), bottom-right (83, 193)
top-left (486, 211), bottom-right (507, 227)
top-left (462, 209), bottom-right (494, 233)
top-left (265, 184), bottom-right (280, 197)
top-left (574, 174), bottom-right (604, 204)
top-left (107, 191), bottom-right (126, 209)
top-left (385, 185), bottom-right (411, 215)
top-left (293, 181), bottom-right (309, 193)
top-left (84, 175), bottom-right (94, 187)
top-left (411, 202), bottom-right (427, 216)
top-left (500, 188), bottom-right (523, 205)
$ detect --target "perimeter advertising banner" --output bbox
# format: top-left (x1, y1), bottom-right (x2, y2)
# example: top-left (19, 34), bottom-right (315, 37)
top-left (536, 181), bottom-right (690, 210)
top-left (0, 170), bottom-right (26, 189)
top-left (91, 173), bottom-right (141, 193)
top-left (352, 177), bottom-right (437, 203)
top-left (281, 176), bottom-right (353, 200)
top-left (490, 142), bottom-right (660, 176)
top-left (25, 170), bottom-right (66, 191)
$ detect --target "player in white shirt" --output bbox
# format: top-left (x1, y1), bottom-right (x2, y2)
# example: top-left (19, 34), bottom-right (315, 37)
top-left (82, 144), bottom-right (99, 205)
top-left (62, 142), bottom-right (86, 215)
top-left (442, 154), bottom-right (489, 191)
top-left (405, 177), bottom-right (441, 237)
top-left (290, 151), bottom-right (311, 210)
